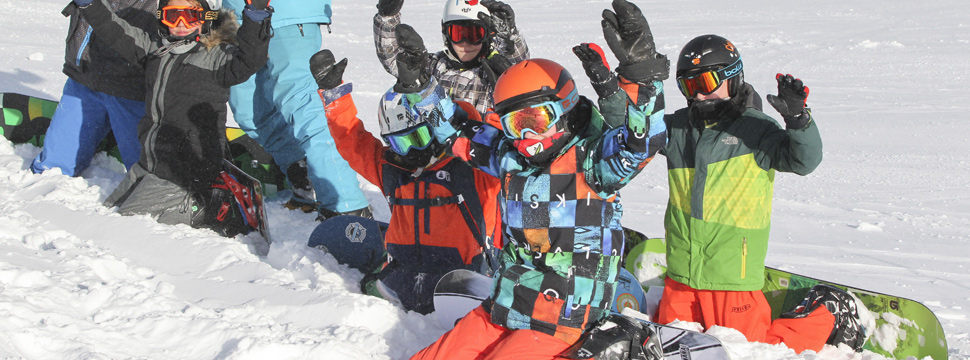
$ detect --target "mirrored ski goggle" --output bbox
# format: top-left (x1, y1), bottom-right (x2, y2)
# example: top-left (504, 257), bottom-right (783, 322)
top-left (157, 6), bottom-right (211, 28)
top-left (446, 23), bottom-right (486, 45)
top-left (384, 123), bottom-right (434, 155)
top-left (676, 58), bottom-right (743, 98)
top-left (500, 88), bottom-right (578, 139)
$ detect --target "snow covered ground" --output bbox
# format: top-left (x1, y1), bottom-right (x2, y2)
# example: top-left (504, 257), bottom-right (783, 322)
top-left (1, 0), bottom-right (967, 359)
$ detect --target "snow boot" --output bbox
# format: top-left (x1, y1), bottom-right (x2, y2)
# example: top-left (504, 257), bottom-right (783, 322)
top-left (283, 158), bottom-right (318, 213)
top-left (780, 284), bottom-right (867, 352)
top-left (561, 314), bottom-right (663, 360)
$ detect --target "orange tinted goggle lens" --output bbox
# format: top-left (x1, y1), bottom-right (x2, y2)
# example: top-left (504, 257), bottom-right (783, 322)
top-left (677, 70), bottom-right (722, 98)
top-left (160, 6), bottom-right (204, 28)
top-left (447, 24), bottom-right (485, 44)
top-left (501, 104), bottom-right (559, 139)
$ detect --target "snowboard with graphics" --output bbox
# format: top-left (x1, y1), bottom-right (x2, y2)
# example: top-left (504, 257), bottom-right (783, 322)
top-left (432, 268), bottom-right (731, 360)
top-left (622, 229), bottom-right (949, 360)
top-left (0, 92), bottom-right (287, 196)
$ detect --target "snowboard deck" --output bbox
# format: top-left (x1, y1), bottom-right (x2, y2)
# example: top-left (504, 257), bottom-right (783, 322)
top-left (223, 159), bottom-right (271, 250)
top-left (623, 232), bottom-right (949, 360)
top-left (1, 92), bottom-right (287, 196)
top-left (433, 268), bottom-right (730, 360)
top-left (307, 215), bottom-right (388, 274)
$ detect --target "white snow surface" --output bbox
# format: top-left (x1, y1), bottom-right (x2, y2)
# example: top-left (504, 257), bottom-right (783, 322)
top-left (1, 0), bottom-right (968, 359)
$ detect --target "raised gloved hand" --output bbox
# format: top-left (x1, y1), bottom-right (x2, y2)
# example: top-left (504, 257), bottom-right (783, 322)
top-left (376, 0), bottom-right (404, 17)
top-left (246, 0), bottom-right (270, 10)
top-left (394, 24), bottom-right (430, 93)
top-left (573, 43), bottom-right (619, 98)
top-left (767, 73), bottom-right (812, 129)
top-left (309, 49), bottom-right (347, 91)
top-left (243, 0), bottom-right (273, 22)
top-left (601, 0), bottom-right (668, 82)
top-left (478, 0), bottom-right (516, 40)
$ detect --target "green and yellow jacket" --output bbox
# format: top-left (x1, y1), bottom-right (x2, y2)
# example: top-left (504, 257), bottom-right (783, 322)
top-left (662, 90), bottom-right (822, 291)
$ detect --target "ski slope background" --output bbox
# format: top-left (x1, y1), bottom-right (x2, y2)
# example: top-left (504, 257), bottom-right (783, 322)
top-left (1, 0), bottom-right (967, 359)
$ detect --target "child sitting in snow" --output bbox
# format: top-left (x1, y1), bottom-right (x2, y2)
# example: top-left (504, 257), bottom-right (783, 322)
top-left (71, 0), bottom-right (272, 236)
top-left (308, 49), bottom-right (502, 314)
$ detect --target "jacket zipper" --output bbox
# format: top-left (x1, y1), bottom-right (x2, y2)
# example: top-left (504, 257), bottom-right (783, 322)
top-left (741, 237), bottom-right (748, 279)
top-left (146, 53), bottom-right (177, 172)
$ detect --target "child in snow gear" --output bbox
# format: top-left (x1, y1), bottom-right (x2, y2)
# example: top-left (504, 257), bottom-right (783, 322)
top-left (222, 0), bottom-right (372, 219)
top-left (84, 0), bottom-right (272, 235)
top-left (310, 49), bottom-right (502, 314)
top-left (373, 0), bottom-right (530, 115)
top-left (630, 33), bottom-right (847, 353)
top-left (30, 0), bottom-right (156, 176)
top-left (410, 1), bottom-right (668, 357)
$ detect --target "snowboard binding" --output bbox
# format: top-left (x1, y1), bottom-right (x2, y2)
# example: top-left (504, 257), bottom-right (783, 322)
top-left (781, 284), bottom-right (868, 352)
top-left (561, 314), bottom-right (663, 360)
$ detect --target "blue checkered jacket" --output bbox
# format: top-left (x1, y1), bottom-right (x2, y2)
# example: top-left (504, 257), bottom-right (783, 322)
top-left (419, 81), bottom-right (666, 343)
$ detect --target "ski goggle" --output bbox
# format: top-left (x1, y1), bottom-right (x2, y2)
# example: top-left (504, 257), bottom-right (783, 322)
top-left (676, 58), bottom-right (743, 98)
top-left (500, 88), bottom-right (579, 139)
top-left (384, 123), bottom-right (434, 155)
top-left (157, 6), bottom-right (212, 28)
top-left (446, 23), bottom-right (486, 45)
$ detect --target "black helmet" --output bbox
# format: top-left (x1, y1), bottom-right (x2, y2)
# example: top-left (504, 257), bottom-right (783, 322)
top-left (676, 34), bottom-right (744, 97)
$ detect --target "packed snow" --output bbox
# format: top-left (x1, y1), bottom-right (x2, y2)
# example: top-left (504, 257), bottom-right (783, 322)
top-left (1, 0), bottom-right (967, 359)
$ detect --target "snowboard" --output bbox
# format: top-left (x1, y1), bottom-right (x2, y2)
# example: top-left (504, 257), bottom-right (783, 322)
top-left (223, 159), bottom-right (271, 249)
top-left (432, 268), bottom-right (731, 360)
top-left (307, 215), bottom-right (388, 273)
top-left (623, 231), bottom-right (949, 360)
top-left (0, 92), bottom-right (287, 196)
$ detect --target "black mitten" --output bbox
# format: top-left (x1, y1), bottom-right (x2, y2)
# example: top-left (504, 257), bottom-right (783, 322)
top-left (376, 0), bottom-right (403, 17)
top-left (309, 49), bottom-right (348, 91)
top-left (394, 24), bottom-right (430, 93)
top-left (573, 43), bottom-right (619, 98)
top-left (479, 0), bottom-right (516, 40)
top-left (601, 0), bottom-right (668, 82)
top-left (767, 73), bottom-right (812, 129)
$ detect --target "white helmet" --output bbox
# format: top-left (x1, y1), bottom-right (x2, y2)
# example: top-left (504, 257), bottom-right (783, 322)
top-left (377, 89), bottom-right (424, 136)
top-left (441, 0), bottom-right (490, 24)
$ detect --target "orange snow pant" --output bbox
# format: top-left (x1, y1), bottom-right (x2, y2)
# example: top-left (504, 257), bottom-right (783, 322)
top-left (410, 306), bottom-right (574, 360)
top-left (656, 277), bottom-right (835, 353)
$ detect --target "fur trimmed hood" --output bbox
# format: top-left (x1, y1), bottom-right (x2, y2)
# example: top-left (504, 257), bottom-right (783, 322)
top-left (199, 10), bottom-right (239, 49)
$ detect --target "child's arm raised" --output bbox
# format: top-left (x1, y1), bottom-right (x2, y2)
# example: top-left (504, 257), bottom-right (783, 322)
top-left (214, 4), bottom-right (272, 87)
top-left (77, 0), bottom-right (156, 66)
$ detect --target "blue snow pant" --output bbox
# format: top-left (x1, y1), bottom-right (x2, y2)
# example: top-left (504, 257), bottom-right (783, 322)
top-left (31, 78), bottom-right (144, 176)
top-left (228, 23), bottom-right (367, 213)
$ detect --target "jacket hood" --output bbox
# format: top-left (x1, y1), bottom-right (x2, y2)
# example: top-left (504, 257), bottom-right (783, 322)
top-left (199, 10), bottom-right (238, 49)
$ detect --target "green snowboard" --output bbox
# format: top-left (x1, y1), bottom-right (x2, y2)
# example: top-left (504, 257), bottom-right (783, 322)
top-left (622, 229), bottom-right (948, 360)
top-left (0, 92), bottom-right (286, 196)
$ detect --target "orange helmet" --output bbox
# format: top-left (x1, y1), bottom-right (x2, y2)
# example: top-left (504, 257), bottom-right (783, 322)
top-left (493, 59), bottom-right (578, 116)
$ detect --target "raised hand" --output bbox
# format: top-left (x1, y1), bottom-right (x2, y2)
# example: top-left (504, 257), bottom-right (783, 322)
top-left (767, 73), bottom-right (811, 129)
top-left (478, 0), bottom-right (516, 39)
top-left (394, 24), bottom-right (429, 93)
top-left (376, 0), bottom-right (404, 17)
top-left (572, 43), bottom-right (618, 97)
top-left (600, 0), bottom-right (668, 82)
top-left (246, 0), bottom-right (270, 10)
top-left (309, 49), bottom-right (348, 91)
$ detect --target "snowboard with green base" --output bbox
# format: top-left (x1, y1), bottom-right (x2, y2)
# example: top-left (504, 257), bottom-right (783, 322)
top-left (621, 228), bottom-right (948, 360)
top-left (0, 92), bottom-right (286, 196)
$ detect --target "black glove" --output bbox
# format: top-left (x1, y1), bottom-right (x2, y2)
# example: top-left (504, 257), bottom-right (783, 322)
top-left (481, 52), bottom-right (513, 87)
top-left (394, 24), bottom-right (430, 93)
top-left (478, 0), bottom-right (516, 39)
top-left (601, 0), bottom-right (668, 82)
top-left (376, 0), bottom-right (403, 17)
top-left (245, 0), bottom-right (270, 11)
top-left (309, 49), bottom-right (348, 91)
top-left (573, 43), bottom-right (619, 98)
top-left (767, 73), bottom-right (811, 129)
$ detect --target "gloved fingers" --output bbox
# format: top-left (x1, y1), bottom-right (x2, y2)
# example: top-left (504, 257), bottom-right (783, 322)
top-left (394, 24), bottom-right (426, 54)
